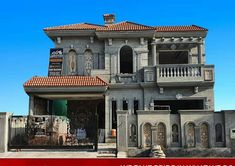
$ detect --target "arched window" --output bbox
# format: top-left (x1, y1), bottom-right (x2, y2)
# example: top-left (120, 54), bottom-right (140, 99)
top-left (200, 123), bottom-right (209, 148)
top-left (186, 122), bottom-right (195, 148)
top-left (157, 122), bottom-right (166, 148)
top-left (84, 50), bottom-right (93, 76)
top-left (215, 123), bottom-right (223, 142)
top-left (68, 50), bottom-right (77, 74)
top-left (172, 124), bottom-right (179, 143)
top-left (143, 123), bottom-right (152, 147)
top-left (120, 46), bottom-right (133, 74)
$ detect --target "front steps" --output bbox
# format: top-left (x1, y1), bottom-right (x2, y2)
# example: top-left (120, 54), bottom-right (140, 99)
top-left (97, 143), bottom-right (117, 158)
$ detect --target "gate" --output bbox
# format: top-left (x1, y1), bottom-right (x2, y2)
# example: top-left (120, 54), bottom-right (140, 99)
top-left (8, 114), bottom-right (98, 150)
top-left (156, 123), bottom-right (166, 148)
top-left (200, 123), bottom-right (209, 148)
top-left (186, 123), bottom-right (195, 148)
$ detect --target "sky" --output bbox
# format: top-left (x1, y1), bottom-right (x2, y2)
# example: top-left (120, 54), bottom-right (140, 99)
top-left (0, 0), bottom-right (234, 115)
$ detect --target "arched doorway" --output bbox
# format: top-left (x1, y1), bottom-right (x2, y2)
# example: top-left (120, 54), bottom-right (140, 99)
top-left (68, 50), bottom-right (77, 74)
top-left (84, 50), bottom-right (93, 76)
top-left (157, 123), bottom-right (166, 148)
top-left (185, 122), bottom-right (195, 148)
top-left (143, 123), bottom-right (151, 147)
top-left (120, 46), bottom-right (133, 74)
top-left (200, 123), bottom-right (209, 148)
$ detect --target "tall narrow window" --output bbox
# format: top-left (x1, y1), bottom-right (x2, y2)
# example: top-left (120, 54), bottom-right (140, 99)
top-left (112, 101), bottom-right (117, 129)
top-left (84, 49), bottom-right (93, 76)
top-left (68, 50), bottom-right (77, 74)
top-left (215, 123), bottom-right (223, 142)
top-left (120, 46), bottom-right (133, 74)
top-left (123, 99), bottom-right (128, 110)
top-left (134, 100), bottom-right (139, 114)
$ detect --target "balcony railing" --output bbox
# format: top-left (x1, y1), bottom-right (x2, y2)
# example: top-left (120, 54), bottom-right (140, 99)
top-left (143, 64), bottom-right (214, 85)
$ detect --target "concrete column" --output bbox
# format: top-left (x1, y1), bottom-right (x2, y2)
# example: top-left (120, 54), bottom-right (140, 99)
top-left (133, 53), bottom-right (136, 73)
top-left (151, 126), bottom-right (157, 146)
top-left (117, 111), bottom-right (128, 151)
top-left (29, 95), bottom-right (34, 115)
top-left (105, 95), bottom-right (111, 141)
top-left (197, 43), bottom-right (202, 64)
top-left (151, 43), bottom-right (157, 66)
top-left (195, 126), bottom-right (201, 147)
top-left (0, 112), bottom-right (12, 152)
top-left (156, 50), bottom-right (159, 65)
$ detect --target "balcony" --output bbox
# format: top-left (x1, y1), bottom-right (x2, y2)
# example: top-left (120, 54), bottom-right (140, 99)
top-left (143, 64), bottom-right (214, 86)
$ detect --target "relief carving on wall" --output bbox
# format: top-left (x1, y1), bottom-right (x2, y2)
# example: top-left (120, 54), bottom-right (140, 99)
top-left (200, 123), bottom-right (209, 148)
top-left (84, 50), bottom-right (93, 76)
top-left (143, 123), bottom-right (151, 147)
top-left (157, 123), bottom-right (166, 148)
top-left (68, 50), bottom-right (77, 74)
top-left (186, 123), bottom-right (195, 148)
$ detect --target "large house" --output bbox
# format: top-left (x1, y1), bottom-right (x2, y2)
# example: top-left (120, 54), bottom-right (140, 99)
top-left (21, 14), bottom-right (235, 156)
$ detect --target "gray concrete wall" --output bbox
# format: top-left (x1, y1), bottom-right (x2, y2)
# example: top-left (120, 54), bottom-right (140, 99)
top-left (137, 111), bottom-right (171, 148)
top-left (0, 112), bottom-right (11, 152)
top-left (179, 110), bottom-right (214, 148)
top-left (224, 111), bottom-right (235, 148)
top-left (214, 112), bottom-right (225, 147)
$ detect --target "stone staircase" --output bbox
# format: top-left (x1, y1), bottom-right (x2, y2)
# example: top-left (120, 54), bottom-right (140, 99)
top-left (97, 143), bottom-right (117, 158)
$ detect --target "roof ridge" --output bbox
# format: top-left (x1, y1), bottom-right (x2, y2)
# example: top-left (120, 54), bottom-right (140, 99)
top-left (44, 22), bottom-right (105, 31)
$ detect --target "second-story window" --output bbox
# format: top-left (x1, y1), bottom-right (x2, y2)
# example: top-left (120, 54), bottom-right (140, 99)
top-left (120, 45), bottom-right (133, 74)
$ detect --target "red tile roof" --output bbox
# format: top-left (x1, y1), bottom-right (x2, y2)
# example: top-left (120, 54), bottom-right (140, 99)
top-left (97, 21), bottom-right (155, 31)
top-left (43, 21), bottom-right (207, 32)
top-left (155, 25), bottom-right (207, 32)
top-left (44, 23), bottom-right (105, 31)
top-left (24, 76), bottom-right (107, 87)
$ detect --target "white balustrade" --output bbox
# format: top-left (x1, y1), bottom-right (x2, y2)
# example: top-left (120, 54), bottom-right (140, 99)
top-left (158, 65), bottom-right (202, 78)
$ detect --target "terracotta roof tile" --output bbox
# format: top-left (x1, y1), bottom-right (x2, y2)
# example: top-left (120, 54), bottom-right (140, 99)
top-left (97, 21), bottom-right (155, 31)
top-left (155, 25), bottom-right (207, 32)
top-left (24, 76), bottom-right (107, 87)
top-left (44, 23), bottom-right (105, 31)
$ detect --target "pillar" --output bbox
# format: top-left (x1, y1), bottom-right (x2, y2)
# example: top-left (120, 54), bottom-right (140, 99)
top-left (105, 95), bottom-right (111, 141)
top-left (151, 43), bottom-right (157, 66)
top-left (151, 126), bottom-right (158, 146)
top-left (197, 43), bottom-right (202, 64)
top-left (195, 126), bottom-right (201, 147)
top-left (0, 112), bottom-right (12, 152)
top-left (29, 95), bottom-right (34, 115)
top-left (116, 111), bottom-right (128, 151)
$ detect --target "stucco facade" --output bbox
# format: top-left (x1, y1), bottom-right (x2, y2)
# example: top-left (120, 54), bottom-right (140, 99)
top-left (16, 14), bottom-right (235, 156)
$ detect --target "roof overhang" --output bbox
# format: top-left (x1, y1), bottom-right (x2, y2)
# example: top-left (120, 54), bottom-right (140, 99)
top-left (44, 30), bottom-right (96, 40)
top-left (154, 31), bottom-right (208, 38)
top-left (24, 86), bottom-right (107, 100)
